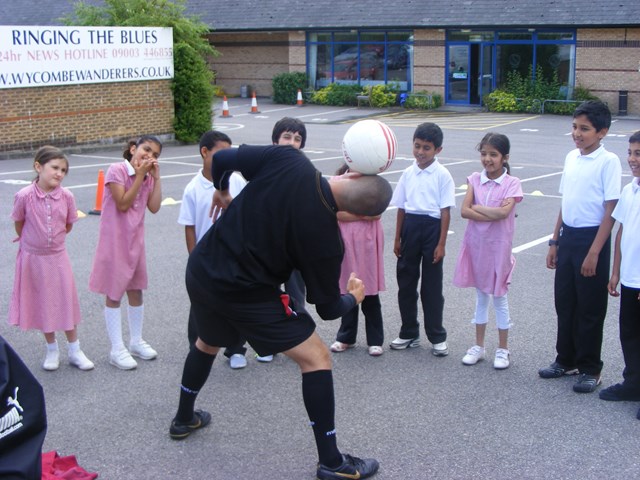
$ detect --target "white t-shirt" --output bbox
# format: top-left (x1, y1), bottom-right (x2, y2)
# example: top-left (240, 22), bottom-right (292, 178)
top-left (559, 144), bottom-right (621, 227)
top-left (178, 169), bottom-right (246, 243)
top-left (390, 159), bottom-right (456, 218)
top-left (612, 177), bottom-right (640, 288)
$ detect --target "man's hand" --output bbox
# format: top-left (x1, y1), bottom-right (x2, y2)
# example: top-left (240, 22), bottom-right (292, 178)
top-left (209, 189), bottom-right (232, 219)
top-left (346, 272), bottom-right (365, 304)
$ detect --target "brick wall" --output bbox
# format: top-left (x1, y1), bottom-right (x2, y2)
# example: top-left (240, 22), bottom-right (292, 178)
top-left (206, 32), bottom-right (292, 97)
top-left (0, 80), bottom-right (174, 155)
top-left (413, 29), bottom-right (446, 97)
top-left (576, 28), bottom-right (640, 115)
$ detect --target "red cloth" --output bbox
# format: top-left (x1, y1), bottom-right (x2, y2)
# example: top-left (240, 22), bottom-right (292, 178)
top-left (41, 451), bottom-right (98, 480)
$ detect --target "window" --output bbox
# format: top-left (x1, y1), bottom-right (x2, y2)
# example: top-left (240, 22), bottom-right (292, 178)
top-left (307, 31), bottom-right (413, 90)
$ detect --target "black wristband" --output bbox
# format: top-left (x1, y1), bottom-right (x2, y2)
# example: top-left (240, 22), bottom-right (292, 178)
top-left (548, 239), bottom-right (559, 246)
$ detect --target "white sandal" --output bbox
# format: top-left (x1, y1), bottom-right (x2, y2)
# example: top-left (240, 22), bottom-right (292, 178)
top-left (330, 341), bottom-right (355, 352)
top-left (368, 346), bottom-right (384, 356)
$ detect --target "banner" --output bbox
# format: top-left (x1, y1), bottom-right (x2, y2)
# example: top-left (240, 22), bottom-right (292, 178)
top-left (0, 26), bottom-right (174, 89)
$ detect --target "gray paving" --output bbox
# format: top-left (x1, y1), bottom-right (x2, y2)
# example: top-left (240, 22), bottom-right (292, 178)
top-left (1, 98), bottom-right (639, 479)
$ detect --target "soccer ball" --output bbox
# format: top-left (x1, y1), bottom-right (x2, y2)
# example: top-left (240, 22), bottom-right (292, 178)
top-left (341, 119), bottom-right (397, 175)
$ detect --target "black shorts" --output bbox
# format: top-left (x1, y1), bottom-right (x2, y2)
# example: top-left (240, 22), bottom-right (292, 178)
top-left (187, 272), bottom-right (315, 356)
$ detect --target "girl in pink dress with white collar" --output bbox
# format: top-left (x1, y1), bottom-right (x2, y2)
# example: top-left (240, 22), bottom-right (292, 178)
top-left (89, 136), bottom-right (163, 370)
top-left (9, 146), bottom-right (94, 371)
top-left (453, 133), bottom-right (523, 370)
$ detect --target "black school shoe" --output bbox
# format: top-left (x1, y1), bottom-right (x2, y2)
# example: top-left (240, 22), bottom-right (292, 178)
top-left (599, 383), bottom-right (640, 401)
top-left (317, 454), bottom-right (379, 480)
top-left (538, 361), bottom-right (579, 379)
top-left (169, 410), bottom-right (211, 440)
top-left (573, 374), bottom-right (602, 393)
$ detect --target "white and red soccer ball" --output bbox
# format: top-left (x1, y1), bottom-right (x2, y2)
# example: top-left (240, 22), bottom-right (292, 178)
top-left (341, 119), bottom-right (397, 175)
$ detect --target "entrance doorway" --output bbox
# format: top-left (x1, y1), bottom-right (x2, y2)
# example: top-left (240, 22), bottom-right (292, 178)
top-left (447, 43), bottom-right (493, 105)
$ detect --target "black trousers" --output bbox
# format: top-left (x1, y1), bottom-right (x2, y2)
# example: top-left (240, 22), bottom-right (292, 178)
top-left (187, 307), bottom-right (247, 357)
top-left (336, 294), bottom-right (384, 346)
top-left (619, 285), bottom-right (640, 391)
top-left (554, 224), bottom-right (610, 375)
top-left (396, 214), bottom-right (446, 343)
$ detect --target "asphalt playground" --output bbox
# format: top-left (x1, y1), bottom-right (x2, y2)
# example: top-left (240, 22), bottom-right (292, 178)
top-left (1, 97), bottom-right (639, 479)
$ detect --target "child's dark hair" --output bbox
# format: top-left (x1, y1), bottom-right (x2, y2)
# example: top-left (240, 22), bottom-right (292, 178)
top-left (413, 122), bottom-right (443, 149)
top-left (199, 130), bottom-right (232, 152)
top-left (335, 163), bottom-right (349, 175)
top-left (629, 130), bottom-right (640, 144)
top-left (573, 100), bottom-right (612, 132)
top-left (34, 145), bottom-right (68, 180)
top-left (123, 135), bottom-right (163, 161)
top-left (478, 132), bottom-right (511, 175)
top-left (271, 117), bottom-right (307, 148)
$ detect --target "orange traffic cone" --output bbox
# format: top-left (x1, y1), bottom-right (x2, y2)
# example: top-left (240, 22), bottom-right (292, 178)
top-left (296, 89), bottom-right (303, 106)
top-left (89, 169), bottom-right (105, 215)
top-left (220, 96), bottom-right (232, 117)
top-left (249, 91), bottom-right (260, 114)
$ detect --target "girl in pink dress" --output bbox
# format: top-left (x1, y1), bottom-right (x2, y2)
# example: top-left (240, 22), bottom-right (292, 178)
top-left (89, 136), bottom-right (163, 370)
top-left (453, 133), bottom-right (523, 369)
top-left (9, 146), bottom-right (94, 371)
top-left (330, 165), bottom-right (386, 356)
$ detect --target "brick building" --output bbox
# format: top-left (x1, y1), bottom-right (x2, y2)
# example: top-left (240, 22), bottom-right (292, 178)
top-left (1, 1), bottom-right (639, 154)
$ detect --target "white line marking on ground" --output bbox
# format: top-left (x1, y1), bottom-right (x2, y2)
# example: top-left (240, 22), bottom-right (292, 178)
top-left (512, 234), bottom-right (552, 253)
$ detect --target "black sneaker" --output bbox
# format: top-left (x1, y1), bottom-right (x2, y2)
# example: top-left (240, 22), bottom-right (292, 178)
top-left (538, 361), bottom-right (579, 379)
top-left (317, 454), bottom-right (379, 480)
top-left (169, 410), bottom-right (211, 440)
top-left (573, 374), bottom-right (602, 393)
top-left (636, 407), bottom-right (640, 421)
top-left (599, 383), bottom-right (640, 401)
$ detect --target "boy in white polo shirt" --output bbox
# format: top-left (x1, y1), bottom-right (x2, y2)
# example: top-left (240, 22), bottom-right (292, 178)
top-left (540, 101), bottom-right (621, 393)
top-left (178, 130), bottom-right (248, 369)
top-left (600, 130), bottom-right (640, 419)
top-left (389, 122), bottom-right (455, 356)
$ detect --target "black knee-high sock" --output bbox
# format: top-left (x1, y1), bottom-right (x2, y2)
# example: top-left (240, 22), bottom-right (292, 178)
top-left (175, 348), bottom-right (216, 422)
top-left (302, 370), bottom-right (342, 468)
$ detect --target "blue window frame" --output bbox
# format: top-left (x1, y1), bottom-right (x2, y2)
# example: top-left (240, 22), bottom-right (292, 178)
top-left (307, 31), bottom-right (413, 91)
top-left (445, 29), bottom-right (576, 105)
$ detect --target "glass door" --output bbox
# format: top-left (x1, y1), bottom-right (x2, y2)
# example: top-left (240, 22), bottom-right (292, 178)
top-left (478, 43), bottom-right (494, 104)
top-left (447, 45), bottom-right (469, 103)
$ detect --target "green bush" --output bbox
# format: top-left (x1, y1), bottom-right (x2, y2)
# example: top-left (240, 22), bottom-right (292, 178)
top-left (272, 72), bottom-right (308, 105)
top-left (310, 83), bottom-right (362, 106)
top-left (403, 90), bottom-right (442, 110)
top-left (484, 90), bottom-right (518, 112)
top-left (494, 64), bottom-right (598, 115)
top-left (172, 42), bottom-right (216, 142)
top-left (369, 83), bottom-right (400, 108)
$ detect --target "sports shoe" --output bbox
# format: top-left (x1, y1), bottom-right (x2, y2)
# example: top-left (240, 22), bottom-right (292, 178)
top-left (169, 410), bottom-right (211, 440)
top-left (316, 454), bottom-right (379, 480)
top-left (432, 341), bottom-right (449, 356)
top-left (599, 383), bottom-right (640, 402)
top-left (229, 353), bottom-right (247, 369)
top-left (43, 350), bottom-right (60, 371)
top-left (129, 340), bottom-right (158, 360)
top-left (109, 348), bottom-right (137, 370)
top-left (330, 341), bottom-right (355, 352)
top-left (390, 336), bottom-right (420, 350)
top-left (538, 361), bottom-right (579, 379)
top-left (69, 350), bottom-right (95, 371)
top-left (573, 373), bottom-right (602, 393)
top-left (462, 345), bottom-right (485, 365)
top-left (368, 346), bottom-right (383, 356)
top-left (255, 354), bottom-right (274, 363)
top-left (494, 348), bottom-right (510, 369)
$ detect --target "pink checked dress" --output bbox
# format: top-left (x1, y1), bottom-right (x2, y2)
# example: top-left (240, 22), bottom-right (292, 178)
top-left (9, 183), bottom-right (81, 332)
top-left (453, 171), bottom-right (523, 297)
top-left (89, 162), bottom-right (155, 301)
top-left (338, 218), bottom-right (386, 296)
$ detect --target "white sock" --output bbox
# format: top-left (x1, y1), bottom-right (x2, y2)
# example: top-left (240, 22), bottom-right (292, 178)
top-left (105, 306), bottom-right (125, 352)
top-left (128, 304), bottom-right (144, 345)
top-left (47, 340), bottom-right (59, 352)
top-left (68, 339), bottom-right (80, 354)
